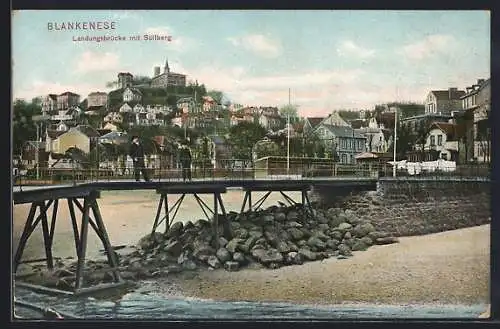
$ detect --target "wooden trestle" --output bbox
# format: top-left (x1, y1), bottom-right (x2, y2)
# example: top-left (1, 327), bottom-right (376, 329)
top-left (240, 183), bottom-right (314, 218)
top-left (152, 184), bottom-right (229, 249)
top-left (13, 188), bottom-right (125, 295)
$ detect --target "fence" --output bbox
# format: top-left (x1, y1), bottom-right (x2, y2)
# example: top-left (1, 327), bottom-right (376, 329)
top-left (13, 161), bottom-right (490, 186)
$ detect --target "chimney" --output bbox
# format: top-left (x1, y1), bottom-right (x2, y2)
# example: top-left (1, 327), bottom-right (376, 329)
top-left (154, 66), bottom-right (160, 77)
top-left (448, 87), bottom-right (457, 99)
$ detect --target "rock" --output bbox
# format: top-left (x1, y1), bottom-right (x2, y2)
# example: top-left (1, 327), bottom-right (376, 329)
top-left (330, 231), bottom-right (343, 240)
top-left (233, 252), bottom-right (246, 264)
top-left (287, 228), bottom-right (304, 241)
top-left (216, 248), bottom-right (232, 263)
top-left (287, 221), bottom-right (302, 228)
top-left (225, 238), bottom-right (243, 253)
top-left (120, 271), bottom-right (137, 280)
top-left (264, 231), bottom-right (279, 245)
top-left (343, 238), bottom-right (354, 248)
top-left (352, 222), bottom-right (376, 238)
top-left (274, 212), bottom-right (286, 222)
top-left (262, 214), bottom-right (275, 224)
top-left (317, 223), bottom-right (330, 232)
top-left (375, 237), bottom-right (399, 245)
top-left (344, 231), bottom-right (352, 239)
top-left (224, 261), bottom-right (239, 271)
top-left (337, 255), bottom-right (349, 260)
top-left (299, 228), bottom-right (312, 239)
top-left (297, 240), bottom-right (307, 247)
top-left (164, 240), bottom-right (183, 257)
top-left (182, 260), bottom-right (197, 271)
top-left (195, 219), bottom-right (210, 228)
top-left (286, 211), bottom-right (299, 221)
top-left (312, 231), bottom-right (329, 241)
top-left (337, 243), bottom-right (352, 256)
top-left (207, 255), bottom-right (221, 269)
top-left (368, 231), bottom-right (390, 240)
top-left (235, 228), bottom-right (249, 239)
top-left (166, 222), bottom-right (184, 238)
top-left (249, 230), bottom-right (264, 239)
top-left (351, 239), bottom-right (369, 251)
top-left (277, 240), bottom-right (291, 254)
top-left (268, 262), bottom-right (281, 269)
top-left (138, 232), bottom-right (164, 251)
top-left (360, 236), bottom-right (373, 246)
top-left (239, 235), bottom-right (259, 253)
top-left (285, 251), bottom-right (304, 265)
top-left (287, 242), bottom-right (299, 252)
top-left (53, 269), bottom-right (74, 278)
top-left (177, 251), bottom-right (191, 265)
top-left (218, 237), bottom-right (229, 248)
top-left (298, 248), bottom-right (317, 261)
top-left (337, 222), bottom-right (353, 232)
top-left (317, 214), bottom-right (329, 224)
top-left (307, 236), bottom-right (326, 251)
top-left (251, 248), bottom-right (283, 265)
top-left (193, 245), bottom-right (215, 260)
top-left (326, 207), bottom-right (342, 219)
top-left (326, 239), bottom-right (339, 250)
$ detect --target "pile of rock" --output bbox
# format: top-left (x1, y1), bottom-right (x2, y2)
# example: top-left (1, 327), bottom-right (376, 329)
top-left (127, 204), bottom-right (398, 274)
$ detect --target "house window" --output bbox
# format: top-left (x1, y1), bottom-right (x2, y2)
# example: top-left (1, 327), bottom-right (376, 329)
top-left (430, 136), bottom-right (435, 146)
top-left (437, 135), bottom-right (443, 146)
top-left (341, 154), bottom-right (347, 163)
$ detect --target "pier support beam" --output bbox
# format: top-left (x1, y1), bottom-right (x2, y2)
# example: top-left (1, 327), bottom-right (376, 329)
top-left (240, 183), bottom-right (314, 218)
top-left (152, 185), bottom-right (228, 249)
top-left (13, 190), bottom-right (124, 295)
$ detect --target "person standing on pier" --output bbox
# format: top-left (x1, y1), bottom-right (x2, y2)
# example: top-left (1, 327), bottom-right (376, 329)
top-left (179, 142), bottom-right (192, 182)
top-left (129, 135), bottom-right (151, 182)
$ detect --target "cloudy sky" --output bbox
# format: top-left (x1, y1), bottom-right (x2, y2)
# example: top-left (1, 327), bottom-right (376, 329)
top-left (12, 10), bottom-right (490, 117)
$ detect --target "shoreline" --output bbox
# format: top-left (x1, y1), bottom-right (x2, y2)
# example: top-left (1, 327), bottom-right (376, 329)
top-left (13, 190), bottom-right (490, 307)
top-left (169, 225), bottom-right (490, 305)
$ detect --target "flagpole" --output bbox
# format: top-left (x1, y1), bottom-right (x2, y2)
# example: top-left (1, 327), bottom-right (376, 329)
top-left (287, 88), bottom-right (291, 176)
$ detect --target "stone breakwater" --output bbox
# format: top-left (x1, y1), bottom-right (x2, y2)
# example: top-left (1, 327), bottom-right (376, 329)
top-left (338, 190), bottom-right (491, 237)
top-left (18, 203), bottom-right (398, 290)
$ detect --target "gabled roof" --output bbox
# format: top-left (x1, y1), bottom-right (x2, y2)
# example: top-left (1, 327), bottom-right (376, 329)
top-left (48, 94), bottom-right (58, 101)
top-left (124, 87), bottom-right (143, 95)
top-left (321, 124), bottom-right (365, 139)
top-left (75, 125), bottom-right (100, 138)
top-left (88, 91), bottom-right (108, 96)
top-left (429, 122), bottom-right (465, 141)
top-left (46, 130), bottom-right (66, 139)
top-left (59, 91), bottom-right (80, 97)
top-left (305, 117), bottom-right (325, 129)
top-left (430, 90), bottom-right (465, 101)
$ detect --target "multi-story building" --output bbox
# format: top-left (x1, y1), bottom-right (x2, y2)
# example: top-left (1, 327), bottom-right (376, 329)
top-left (117, 72), bottom-right (134, 89)
top-left (87, 92), bottom-right (108, 108)
top-left (57, 91), bottom-right (80, 110)
top-left (425, 87), bottom-right (465, 115)
top-left (258, 107), bottom-right (282, 131)
top-left (408, 122), bottom-right (465, 162)
top-left (355, 117), bottom-right (388, 153)
top-left (461, 78), bottom-right (491, 163)
top-left (41, 94), bottom-right (58, 114)
top-left (122, 87), bottom-right (142, 103)
top-left (314, 124), bottom-right (366, 164)
top-left (150, 59), bottom-right (187, 88)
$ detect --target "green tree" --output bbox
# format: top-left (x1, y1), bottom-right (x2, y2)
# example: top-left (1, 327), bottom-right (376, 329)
top-left (253, 139), bottom-right (283, 159)
top-left (228, 121), bottom-right (267, 160)
top-left (13, 99), bottom-right (42, 155)
top-left (279, 104), bottom-right (299, 119)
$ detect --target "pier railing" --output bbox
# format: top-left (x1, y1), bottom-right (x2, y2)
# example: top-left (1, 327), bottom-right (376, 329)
top-left (13, 162), bottom-right (490, 186)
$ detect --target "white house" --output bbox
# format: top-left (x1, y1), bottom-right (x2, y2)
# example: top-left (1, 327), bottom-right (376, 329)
top-left (119, 103), bottom-right (133, 113)
top-left (424, 122), bottom-right (463, 162)
top-left (122, 87), bottom-right (142, 102)
top-left (133, 104), bottom-right (145, 113)
top-left (355, 117), bottom-right (388, 153)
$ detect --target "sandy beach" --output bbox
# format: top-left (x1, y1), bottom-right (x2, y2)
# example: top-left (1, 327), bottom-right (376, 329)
top-left (173, 224), bottom-right (490, 305)
top-left (12, 190), bottom-right (490, 305)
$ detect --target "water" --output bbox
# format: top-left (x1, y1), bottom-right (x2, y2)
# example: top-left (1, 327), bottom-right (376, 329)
top-left (14, 285), bottom-right (485, 320)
